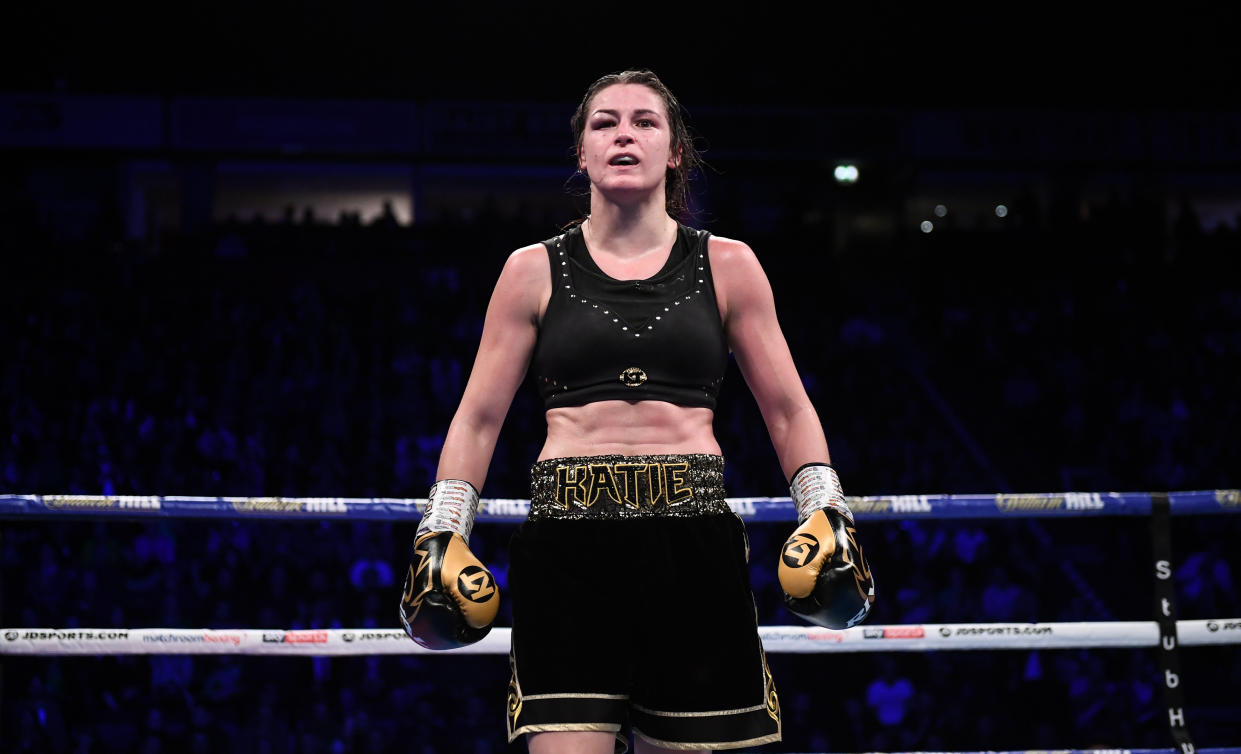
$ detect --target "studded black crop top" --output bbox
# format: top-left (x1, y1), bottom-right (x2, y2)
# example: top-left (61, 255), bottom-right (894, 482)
top-left (530, 223), bottom-right (729, 410)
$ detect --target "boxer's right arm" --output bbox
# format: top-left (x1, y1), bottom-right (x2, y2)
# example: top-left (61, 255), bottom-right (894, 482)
top-left (433, 243), bottom-right (550, 489)
top-left (399, 245), bottom-right (549, 648)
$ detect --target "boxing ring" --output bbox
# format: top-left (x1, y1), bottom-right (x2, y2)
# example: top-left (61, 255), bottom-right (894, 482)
top-left (3, 489), bottom-right (1238, 753)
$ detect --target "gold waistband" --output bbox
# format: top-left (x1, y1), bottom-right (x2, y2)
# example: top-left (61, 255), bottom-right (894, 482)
top-left (528, 454), bottom-right (730, 520)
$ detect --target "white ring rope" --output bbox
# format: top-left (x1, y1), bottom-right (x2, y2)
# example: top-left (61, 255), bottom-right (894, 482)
top-left (783, 750), bottom-right (1241, 754)
top-left (3, 619), bottom-right (1238, 656)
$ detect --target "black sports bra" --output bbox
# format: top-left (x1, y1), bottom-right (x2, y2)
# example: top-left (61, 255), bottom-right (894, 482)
top-left (529, 223), bottom-right (729, 410)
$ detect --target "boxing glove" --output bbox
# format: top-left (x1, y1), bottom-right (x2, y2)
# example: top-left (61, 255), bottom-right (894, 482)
top-left (400, 479), bottom-right (499, 649)
top-left (777, 463), bottom-right (875, 629)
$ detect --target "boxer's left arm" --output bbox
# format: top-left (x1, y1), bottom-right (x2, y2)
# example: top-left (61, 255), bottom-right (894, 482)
top-left (709, 236), bottom-right (830, 480)
top-left (710, 237), bottom-right (875, 628)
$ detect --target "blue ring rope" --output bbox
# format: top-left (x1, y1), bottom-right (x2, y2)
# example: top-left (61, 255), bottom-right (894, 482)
top-left (0, 489), bottom-right (1237, 522)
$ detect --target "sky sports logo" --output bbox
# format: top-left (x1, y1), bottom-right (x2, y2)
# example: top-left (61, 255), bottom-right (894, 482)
top-left (262, 631), bottom-right (330, 644)
top-left (863, 626), bottom-right (926, 639)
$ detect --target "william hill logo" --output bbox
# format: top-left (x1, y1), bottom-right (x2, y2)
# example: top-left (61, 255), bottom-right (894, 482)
top-left (1217, 490), bottom-right (1241, 508)
top-left (483, 500), bottom-right (530, 517)
top-left (227, 498), bottom-right (347, 515)
top-left (43, 495), bottom-right (160, 511)
top-left (852, 496), bottom-right (931, 514)
top-left (888, 496), bottom-right (931, 513)
top-left (995, 492), bottom-right (1105, 512)
top-left (1064, 492), bottom-right (1104, 510)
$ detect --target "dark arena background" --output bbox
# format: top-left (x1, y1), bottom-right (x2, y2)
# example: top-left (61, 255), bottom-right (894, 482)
top-left (2, 5), bottom-right (1240, 753)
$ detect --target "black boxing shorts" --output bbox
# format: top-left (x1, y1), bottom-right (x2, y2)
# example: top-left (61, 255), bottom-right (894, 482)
top-left (506, 454), bottom-right (781, 753)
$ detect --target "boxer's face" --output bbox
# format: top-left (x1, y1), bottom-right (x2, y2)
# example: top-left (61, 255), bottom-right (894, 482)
top-left (577, 83), bottom-right (681, 199)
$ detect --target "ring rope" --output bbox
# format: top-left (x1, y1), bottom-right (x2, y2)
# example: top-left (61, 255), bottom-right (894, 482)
top-left (3, 619), bottom-right (1238, 656)
top-left (5, 492), bottom-right (1235, 750)
top-left (783, 750), bottom-right (1241, 754)
top-left (2, 489), bottom-right (1239, 522)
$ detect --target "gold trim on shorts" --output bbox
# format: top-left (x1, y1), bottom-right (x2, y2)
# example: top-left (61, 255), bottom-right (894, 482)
top-left (513, 722), bottom-right (622, 735)
top-left (633, 729), bottom-right (783, 751)
top-left (524, 693), bottom-right (629, 702)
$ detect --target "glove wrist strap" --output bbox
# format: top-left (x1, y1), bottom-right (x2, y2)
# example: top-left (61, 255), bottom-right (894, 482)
top-left (416, 479), bottom-right (480, 542)
top-left (789, 463), bottom-right (852, 525)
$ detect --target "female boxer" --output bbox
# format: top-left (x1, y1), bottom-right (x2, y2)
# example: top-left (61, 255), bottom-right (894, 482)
top-left (400, 70), bottom-right (874, 754)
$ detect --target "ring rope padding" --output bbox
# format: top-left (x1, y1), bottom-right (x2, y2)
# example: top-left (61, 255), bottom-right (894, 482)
top-left (3, 619), bottom-right (1239, 656)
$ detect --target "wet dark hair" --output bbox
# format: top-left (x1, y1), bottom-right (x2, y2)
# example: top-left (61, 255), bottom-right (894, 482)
top-left (570, 69), bottom-right (701, 219)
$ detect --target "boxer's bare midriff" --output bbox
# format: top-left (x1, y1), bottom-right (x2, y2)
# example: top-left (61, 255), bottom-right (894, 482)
top-left (539, 401), bottom-right (721, 460)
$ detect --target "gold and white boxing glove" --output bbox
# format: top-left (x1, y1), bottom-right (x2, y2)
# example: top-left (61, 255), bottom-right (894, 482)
top-left (777, 464), bottom-right (875, 629)
top-left (400, 479), bottom-right (499, 649)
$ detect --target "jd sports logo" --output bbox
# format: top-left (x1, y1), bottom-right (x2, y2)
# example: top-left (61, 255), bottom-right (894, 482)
top-left (782, 534), bottom-right (820, 568)
top-left (458, 566), bottom-right (496, 603)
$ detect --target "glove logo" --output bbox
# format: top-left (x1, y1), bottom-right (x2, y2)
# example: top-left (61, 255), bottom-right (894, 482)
top-left (3, 631), bottom-right (18, 641)
top-left (1208, 621), bottom-right (1219, 632)
top-left (343, 632), bottom-right (355, 642)
top-left (782, 534), bottom-right (820, 568)
top-left (458, 566), bottom-right (496, 603)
